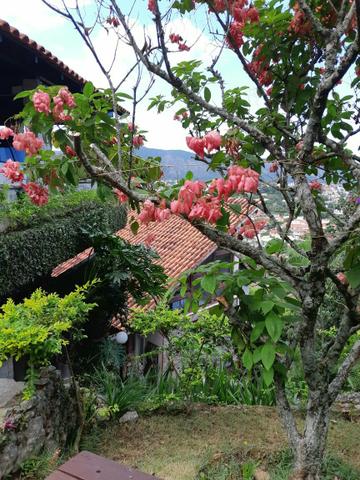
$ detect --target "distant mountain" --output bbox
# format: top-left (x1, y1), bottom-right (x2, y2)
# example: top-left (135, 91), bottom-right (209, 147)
top-left (139, 147), bottom-right (217, 181)
top-left (140, 146), bottom-right (282, 183)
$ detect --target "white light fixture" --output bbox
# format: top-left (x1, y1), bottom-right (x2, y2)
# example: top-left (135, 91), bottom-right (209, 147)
top-left (115, 331), bottom-right (128, 344)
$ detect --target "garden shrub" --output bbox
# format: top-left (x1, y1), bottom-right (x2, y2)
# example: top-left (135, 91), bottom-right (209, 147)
top-left (0, 283), bottom-right (96, 398)
top-left (0, 193), bottom-right (126, 299)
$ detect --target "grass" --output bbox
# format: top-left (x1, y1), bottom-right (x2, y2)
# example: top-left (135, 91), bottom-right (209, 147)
top-left (84, 405), bottom-right (360, 480)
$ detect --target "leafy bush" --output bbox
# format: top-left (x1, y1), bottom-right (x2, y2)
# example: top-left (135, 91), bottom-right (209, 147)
top-left (131, 303), bottom-right (275, 407)
top-left (0, 284), bottom-right (95, 398)
top-left (89, 367), bottom-right (147, 418)
top-left (0, 197), bottom-right (126, 299)
top-left (0, 190), bottom-right (104, 232)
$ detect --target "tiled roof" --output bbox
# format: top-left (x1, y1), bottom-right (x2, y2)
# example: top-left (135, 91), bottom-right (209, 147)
top-left (0, 19), bottom-right (86, 85)
top-left (52, 197), bottom-right (257, 325)
top-left (52, 197), bottom-right (254, 279)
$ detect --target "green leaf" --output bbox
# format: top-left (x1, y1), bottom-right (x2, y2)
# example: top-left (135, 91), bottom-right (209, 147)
top-left (265, 238), bottom-right (284, 254)
top-left (83, 82), bottom-right (94, 97)
top-left (242, 348), bottom-right (253, 370)
top-left (259, 300), bottom-right (274, 315)
top-left (204, 86), bottom-right (211, 102)
top-left (346, 265), bottom-right (360, 289)
top-left (261, 342), bottom-right (276, 370)
top-left (250, 321), bottom-right (265, 342)
top-left (252, 346), bottom-right (262, 364)
top-left (265, 311), bottom-right (283, 342)
top-left (201, 274), bottom-right (217, 294)
top-left (14, 89), bottom-right (33, 100)
top-left (262, 367), bottom-right (274, 386)
top-left (130, 221), bottom-right (139, 235)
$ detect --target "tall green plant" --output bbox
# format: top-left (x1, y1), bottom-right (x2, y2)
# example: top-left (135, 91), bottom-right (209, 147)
top-left (0, 283), bottom-right (96, 398)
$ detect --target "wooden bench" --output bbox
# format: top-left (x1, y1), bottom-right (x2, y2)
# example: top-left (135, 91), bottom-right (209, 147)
top-left (46, 451), bottom-right (160, 480)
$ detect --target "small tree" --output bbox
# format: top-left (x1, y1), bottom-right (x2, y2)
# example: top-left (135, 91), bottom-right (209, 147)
top-left (1, 1), bottom-right (359, 478)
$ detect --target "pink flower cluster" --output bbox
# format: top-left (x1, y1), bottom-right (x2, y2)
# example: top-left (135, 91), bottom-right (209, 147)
top-left (309, 180), bottom-right (322, 191)
top-left (65, 145), bottom-right (77, 157)
top-left (148, 0), bottom-right (156, 14)
top-left (32, 88), bottom-right (76, 122)
top-left (138, 199), bottom-right (171, 225)
top-left (0, 127), bottom-right (14, 140)
top-left (170, 180), bottom-right (205, 215)
top-left (248, 45), bottom-right (272, 86)
top-left (23, 182), bottom-right (49, 206)
top-left (33, 91), bottom-right (51, 115)
top-left (169, 32), bottom-right (190, 51)
top-left (114, 188), bottom-right (128, 203)
top-left (0, 159), bottom-right (24, 183)
top-left (205, 0), bottom-right (260, 49)
top-left (210, 165), bottom-right (259, 197)
top-left (133, 135), bottom-right (145, 148)
top-left (13, 132), bottom-right (44, 156)
top-left (53, 88), bottom-right (76, 122)
top-left (186, 131), bottom-right (222, 159)
top-left (239, 218), bottom-right (267, 239)
top-left (170, 180), bottom-right (222, 224)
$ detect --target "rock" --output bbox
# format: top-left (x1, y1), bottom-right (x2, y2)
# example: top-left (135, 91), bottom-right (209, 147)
top-left (254, 468), bottom-right (270, 480)
top-left (0, 380), bottom-right (25, 408)
top-left (119, 410), bottom-right (139, 423)
top-left (334, 392), bottom-right (360, 418)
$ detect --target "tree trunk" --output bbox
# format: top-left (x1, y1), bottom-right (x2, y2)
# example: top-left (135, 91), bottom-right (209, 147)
top-left (289, 403), bottom-right (330, 480)
top-left (275, 379), bottom-right (331, 480)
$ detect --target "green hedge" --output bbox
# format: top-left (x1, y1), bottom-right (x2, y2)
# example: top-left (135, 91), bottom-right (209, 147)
top-left (0, 199), bottom-right (127, 299)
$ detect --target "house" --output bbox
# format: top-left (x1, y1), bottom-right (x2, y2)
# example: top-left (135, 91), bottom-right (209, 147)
top-left (52, 198), bottom-right (261, 371)
top-left (0, 20), bottom-right (129, 380)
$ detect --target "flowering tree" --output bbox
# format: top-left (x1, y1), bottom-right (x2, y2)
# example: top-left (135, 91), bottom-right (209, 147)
top-left (1, 0), bottom-right (360, 478)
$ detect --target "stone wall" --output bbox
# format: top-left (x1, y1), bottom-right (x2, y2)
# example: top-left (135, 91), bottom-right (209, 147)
top-left (0, 366), bottom-right (79, 478)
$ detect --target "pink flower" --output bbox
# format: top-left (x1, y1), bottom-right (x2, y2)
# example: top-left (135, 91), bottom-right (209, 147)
top-left (0, 127), bottom-right (14, 140)
top-left (227, 165), bottom-right (259, 194)
top-left (188, 197), bottom-right (222, 224)
top-left (170, 33), bottom-right (182, 43)
top-left (148, 0), bottom-right (156, 14)
top-left (56, 87), bottom-right (76, 108)
top-left (33, 91), bottom-right (51, 114)
top-left (178, 43), bottom-right (190, 51)
top-left (211, 0), bottom-right (227, 13)
top-left (204, 131), bottom-right (221, 153)
top-left (133, 135), bottom-right (145, 148)
top-left (128, 122), bottom-right (137, 132)
top-left (65, 146), bottom-right (77, 157)
top-left (240, 218), bottom-right (266, 238)
top-left (23, 182), bottom-right (49, 206)
top-left (138, 199), bottom-right (170, 225)
top-left (226, 21), bottom-right (244, 49)
top-left (266, 87), bottom-right (273, 96)
top-left (0, 159), bottom-right (24, 183)
top-left (209, 177), bottom-right (233, 200)
top-left (295, 141), bottom-right (304, 152)
top-left (336, 272), bottom-right (348, 285)
top-left (13, 132), bottom-right (43, 156)
top-left (114, 188), bottom-right (128, 203)
top-left (186, 136), bottom-right (206, 159)
top-left (309, 180), bottom-right (322, 191)
top-left (269, 161), bottom-right (279, 173)
top-left (246, 7), bottom-right (259, 23)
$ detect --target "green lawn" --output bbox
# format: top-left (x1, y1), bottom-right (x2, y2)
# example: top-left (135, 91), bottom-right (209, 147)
top-left (84, 405), bottom-right (360, 480)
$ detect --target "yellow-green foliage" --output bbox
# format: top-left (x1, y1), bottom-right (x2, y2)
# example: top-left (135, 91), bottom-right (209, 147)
top-left (0, 283), bottom-right (96, 370)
